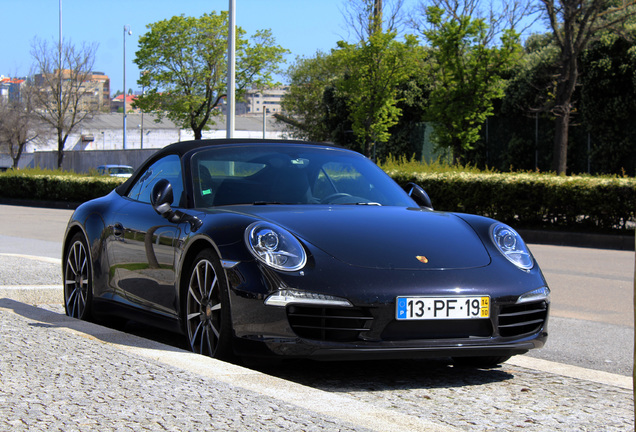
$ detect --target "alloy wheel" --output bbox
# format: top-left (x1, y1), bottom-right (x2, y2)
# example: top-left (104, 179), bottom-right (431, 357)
top-left (64, 237), bottom-right (90, 319)
top-left (186, 258), bottom-right (223, 357)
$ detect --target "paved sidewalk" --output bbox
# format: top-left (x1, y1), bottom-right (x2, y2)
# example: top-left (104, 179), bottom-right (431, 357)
top-left (1, 298), bottom-right (634, 431)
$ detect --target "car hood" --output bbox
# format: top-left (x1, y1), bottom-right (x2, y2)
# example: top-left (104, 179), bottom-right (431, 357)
top-left (227, 205), bottom-right (492, 270)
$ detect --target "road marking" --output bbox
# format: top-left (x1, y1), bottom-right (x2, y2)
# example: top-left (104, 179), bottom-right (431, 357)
top-left (0, 285), bottom-right (62, 290)
top-left (0, 253), bottom-right (61, 265)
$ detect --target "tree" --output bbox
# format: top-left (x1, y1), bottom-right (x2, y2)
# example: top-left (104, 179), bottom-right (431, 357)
top-left (0, 83), bottom-right (40, 168)
top-left (30, 37), bottom-right (98, 168)
top-left (414, 0), bottom-right (524, 162)
top-left (134, 12), bottom-right (288, 140)
top-left (342, 0), bottom-right (407, 40)
top-left (539, 0), bottom-right (636, 174)
top-left (579, 31), bottom-right (636, 175)
top-left (279, 52), bottom-right (344, 142)
top-left (333, 0), bottom-right (419, 158)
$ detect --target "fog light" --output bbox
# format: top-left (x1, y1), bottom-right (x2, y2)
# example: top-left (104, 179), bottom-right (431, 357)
top-left (264, 290), bottom-right (352, 307)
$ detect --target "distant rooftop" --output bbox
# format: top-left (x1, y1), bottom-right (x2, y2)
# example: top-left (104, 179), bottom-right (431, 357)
top-left (81, 112), bottom-right (286, 132)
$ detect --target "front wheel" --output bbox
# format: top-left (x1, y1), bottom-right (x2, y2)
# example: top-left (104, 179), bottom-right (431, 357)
top-left (63, 233), bottom-right (93, 320)
top-left (184, 249), bottom-right (233, 360)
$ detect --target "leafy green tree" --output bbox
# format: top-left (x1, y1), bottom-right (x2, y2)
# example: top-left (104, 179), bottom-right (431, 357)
top-left (579, 32), bottom-right (636, 175)
top-left (419, 5), bottom-right (522, 163)
top-left (134, 12), bottom-right (288, 139)
top-left (539, 0), bottom-right (636, 174)
top-left (279, 52), bottom-right (344, 142)
top-left (281, 49), bottom-right (428, 161)
top-left (487, 32), bottom-right (560, 172)
top-left (334, 31), bottom-right (420, 158)
top-left (383, 75), bottom-right (430, 160)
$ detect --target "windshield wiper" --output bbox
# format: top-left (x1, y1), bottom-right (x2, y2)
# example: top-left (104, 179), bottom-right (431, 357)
top-left (337, 202), bottom-right (382, 206)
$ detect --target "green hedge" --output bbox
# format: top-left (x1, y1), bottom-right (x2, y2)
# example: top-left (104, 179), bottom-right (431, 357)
top-left (0, 174), bottom-right (124, 203)
top-left (387, 170), bottom-right (635, 233)
top-left (0, 170), bottom-right (633, 233)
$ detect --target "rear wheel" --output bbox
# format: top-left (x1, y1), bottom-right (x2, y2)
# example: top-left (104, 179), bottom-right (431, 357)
top-left (184, 249), bottom-right (233, 360)
top-left (63, 233), bottom-right (93, 320)
top-left (452, 355), bottom-right (512, 368)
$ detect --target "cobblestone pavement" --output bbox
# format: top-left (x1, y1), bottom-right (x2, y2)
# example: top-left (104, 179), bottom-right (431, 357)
top-left (257, 360), bottom-right (633, 431)
top-left (1, 299), bottom-right (633, 431)
top-left (0, 300), bottom-right (450, 432)
top-left (0, 254), bottom-right (60, 286)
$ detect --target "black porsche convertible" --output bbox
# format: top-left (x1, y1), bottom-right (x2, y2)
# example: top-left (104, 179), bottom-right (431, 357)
top-left (63, 139), bottom-right (549, 366)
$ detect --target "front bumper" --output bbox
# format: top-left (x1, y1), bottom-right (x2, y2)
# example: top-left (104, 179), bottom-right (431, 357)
top-left (224, 259), bottom-right (549, 361)
top-left (228, 292), bottom-right (549, 360)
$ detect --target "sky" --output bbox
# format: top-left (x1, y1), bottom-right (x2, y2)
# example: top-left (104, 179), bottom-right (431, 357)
top-left (0, 0), bottom-right (421, 94)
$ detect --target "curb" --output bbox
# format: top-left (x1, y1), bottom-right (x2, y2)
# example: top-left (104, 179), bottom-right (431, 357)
top-left (519, 229), bottom-right (634, 251)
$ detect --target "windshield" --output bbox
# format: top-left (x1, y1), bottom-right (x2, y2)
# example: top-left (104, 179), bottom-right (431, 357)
top-left (190, 144), bottom-right (417, 208)
top-left (108, 166), bottom-right (134, 175)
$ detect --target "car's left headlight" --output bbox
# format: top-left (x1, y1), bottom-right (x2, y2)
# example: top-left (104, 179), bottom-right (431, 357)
top-left (245, 222), bottom-right (307, 272)
top-left (490, 223), bottom-right (533, 270)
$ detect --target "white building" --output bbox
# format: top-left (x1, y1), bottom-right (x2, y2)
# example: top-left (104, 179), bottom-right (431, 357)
top-left (245, 86), bottom-right (288, 114)
top-left (23, 112), bottom-right (288, 154)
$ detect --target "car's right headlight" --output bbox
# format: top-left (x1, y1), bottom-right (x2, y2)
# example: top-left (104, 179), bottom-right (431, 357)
top-left (490, 223), bottom-right (534, 270)
top-left (245, 222), bottom-right (307, 272)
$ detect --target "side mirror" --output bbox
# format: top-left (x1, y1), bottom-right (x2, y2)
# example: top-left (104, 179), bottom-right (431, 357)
top-left (151, 179), bottom-right (202, 231)
top-left (404, 182), bottom-right (433, 210)
top-left (151, 179), bottom-right (174, 216)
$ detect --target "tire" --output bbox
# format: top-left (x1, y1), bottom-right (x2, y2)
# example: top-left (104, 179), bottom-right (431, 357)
top-left (452, 355), bottom-right (512, 368)
top-left (183, 249), bottom-right (233, 360)
top-left (63, 233), bottom-right (93, 320)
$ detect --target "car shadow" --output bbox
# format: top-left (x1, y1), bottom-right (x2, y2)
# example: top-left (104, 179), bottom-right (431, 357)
top-left (249, 358), bottom-right (514, 391)
top-left (111, 319), bottom-right (514, 391)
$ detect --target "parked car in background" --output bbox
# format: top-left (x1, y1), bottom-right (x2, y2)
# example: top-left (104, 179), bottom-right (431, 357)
top-left (97, 164), bottom-right (134, 178)
top-left (64, 139), bottom-right (549, 367)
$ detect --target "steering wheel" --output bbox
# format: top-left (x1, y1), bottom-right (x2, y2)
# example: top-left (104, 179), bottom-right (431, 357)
top-left (321, 193), bottom-right (353, 204)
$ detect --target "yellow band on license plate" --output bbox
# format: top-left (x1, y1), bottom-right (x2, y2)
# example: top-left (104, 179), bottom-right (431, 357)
top-left (396, 296), bottom-right (490, 320)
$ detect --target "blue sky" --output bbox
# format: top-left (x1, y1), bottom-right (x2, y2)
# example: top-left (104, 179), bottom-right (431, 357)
top-left (0, 0), bottom-right (421, 93)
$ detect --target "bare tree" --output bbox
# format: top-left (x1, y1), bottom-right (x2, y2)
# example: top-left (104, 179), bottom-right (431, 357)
top-left (341, 0), bottom-right (407, 40)
top-left (0, 81), bottom-right (41, 168)
top-left (30, 37), bottom-right (98, 168)
top-left (540, 0), bottom-right (636, 174)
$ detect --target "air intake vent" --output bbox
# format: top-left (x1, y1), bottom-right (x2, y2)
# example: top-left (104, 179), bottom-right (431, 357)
top-left (498, 301), bottom-right (548, 337)
top-left (287, 305), bottom-right (373, 342)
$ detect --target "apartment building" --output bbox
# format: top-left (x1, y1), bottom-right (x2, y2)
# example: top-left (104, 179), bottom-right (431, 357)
top-left (0, 76), bottom-right (27, 104)
top-left (21, 70), bottom-right (112, 112)
top-left (245, 86), bottom-right (288, 114)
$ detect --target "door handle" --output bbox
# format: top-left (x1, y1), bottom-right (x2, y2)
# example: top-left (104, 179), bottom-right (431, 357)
top-left (113, 223), bottom-right (124, 237)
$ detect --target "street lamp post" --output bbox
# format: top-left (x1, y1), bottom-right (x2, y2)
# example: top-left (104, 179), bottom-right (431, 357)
top-left (227, 0), bottom-right (236, 138)
top-left (262, 108), bottom-right (269, 139)
top-left (123, 25), bottom-right (132, 149)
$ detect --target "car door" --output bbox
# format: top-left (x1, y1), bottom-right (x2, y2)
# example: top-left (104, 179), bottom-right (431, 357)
top-left (106, 154), bottom-right (185, 318)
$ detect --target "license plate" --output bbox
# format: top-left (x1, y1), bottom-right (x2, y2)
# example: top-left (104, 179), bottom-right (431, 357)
top-left (396, 296), bottom-right (490, 320)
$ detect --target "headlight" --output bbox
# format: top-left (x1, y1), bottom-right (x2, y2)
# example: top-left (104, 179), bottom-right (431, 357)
top-left (490, 223), bottom-right (533, 270)
top-left (245, 222), bottom-right (307, 271)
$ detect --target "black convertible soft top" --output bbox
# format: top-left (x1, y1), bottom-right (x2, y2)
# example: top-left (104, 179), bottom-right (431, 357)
top-left (115, 138), bottom-right (340, 195)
